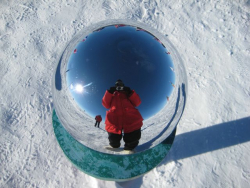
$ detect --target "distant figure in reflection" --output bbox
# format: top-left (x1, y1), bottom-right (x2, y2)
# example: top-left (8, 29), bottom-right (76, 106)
top-left (102, 79), bottom-right (143, 152)
top-left (95, 115), bottom-right (102, 128)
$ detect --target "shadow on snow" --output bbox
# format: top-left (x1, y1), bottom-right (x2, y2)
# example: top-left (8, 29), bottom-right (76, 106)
top-left (117, 117), bottom-right (250, 187)
top-left (166, 116), bottom-right (250, 162)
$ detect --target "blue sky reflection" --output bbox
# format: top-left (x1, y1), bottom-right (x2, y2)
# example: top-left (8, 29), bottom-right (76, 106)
top-left (66, 25), bottom-right (175, 120)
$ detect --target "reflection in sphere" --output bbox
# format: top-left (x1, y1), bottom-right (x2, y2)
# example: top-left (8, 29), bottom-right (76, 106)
top-left (66, 25), bottom-right (174, 120)
top-left (52, 20), bottom-right (187, 154)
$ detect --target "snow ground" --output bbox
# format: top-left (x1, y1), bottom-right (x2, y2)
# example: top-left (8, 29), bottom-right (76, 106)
top-left (0, 0), bottom-right (250, 187)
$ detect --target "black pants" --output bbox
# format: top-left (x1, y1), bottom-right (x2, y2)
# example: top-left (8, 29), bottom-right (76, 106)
top-left (108, 129), bottom-right (141, 150)
top-left (95, 121), bottom-right (100, 127)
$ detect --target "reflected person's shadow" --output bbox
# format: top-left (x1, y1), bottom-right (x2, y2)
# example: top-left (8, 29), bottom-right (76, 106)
top-left (162, 117), bottom-right (250, 162)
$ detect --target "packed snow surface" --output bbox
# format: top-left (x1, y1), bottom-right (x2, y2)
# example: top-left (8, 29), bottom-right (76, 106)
top-left (0, 0), bottom-right (250, 187)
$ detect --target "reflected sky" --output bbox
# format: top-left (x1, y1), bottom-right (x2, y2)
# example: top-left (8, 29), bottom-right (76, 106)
top-left (66, 25), bottom-right (175, 120)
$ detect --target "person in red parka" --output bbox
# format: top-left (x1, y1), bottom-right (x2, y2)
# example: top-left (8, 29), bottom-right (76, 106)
top-left (95, 115), bottom-right (102, 128)
top-left (102, 79), bottom-right (143, 151)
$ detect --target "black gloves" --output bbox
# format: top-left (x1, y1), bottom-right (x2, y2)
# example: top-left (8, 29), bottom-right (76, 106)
top-left (108, 87), bottom-right (116, 94)
top-left (108, 86), bottom-right (132, 95)
top-left (123, 86), bottom-right (131, 92)
top-left (124, 87), bottom-right (133, 95)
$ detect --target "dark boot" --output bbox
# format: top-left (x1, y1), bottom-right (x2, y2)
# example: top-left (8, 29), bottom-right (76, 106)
top-left (108, 132), bottom-right (122, 148)
top-left (123, 129), bottom-right (141, 150)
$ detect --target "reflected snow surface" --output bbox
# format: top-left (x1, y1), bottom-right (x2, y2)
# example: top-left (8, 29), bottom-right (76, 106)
top-left (52, 20), bottom-right (187, 154)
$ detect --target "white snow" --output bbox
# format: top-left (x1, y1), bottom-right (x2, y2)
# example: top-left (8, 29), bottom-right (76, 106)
top-left (0, 0), bottom-right (250, 187)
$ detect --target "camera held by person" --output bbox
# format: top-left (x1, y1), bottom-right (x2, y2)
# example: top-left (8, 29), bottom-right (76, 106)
top-left (108, 79), bottom-right (132, 95)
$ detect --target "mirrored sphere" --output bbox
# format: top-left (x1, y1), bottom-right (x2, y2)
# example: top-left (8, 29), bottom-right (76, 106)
top-left (52, 20), bottom-right (187, 153)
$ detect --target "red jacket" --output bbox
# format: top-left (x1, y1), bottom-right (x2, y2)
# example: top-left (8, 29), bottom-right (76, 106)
top-left (95, 115), bottom-right (102, 122)
top-left (102, 90), bottom-right (143, 134)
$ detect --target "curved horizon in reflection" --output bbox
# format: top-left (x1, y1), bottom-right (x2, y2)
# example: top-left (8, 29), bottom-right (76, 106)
top-left (66, 25), bottom-right (175, 120)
